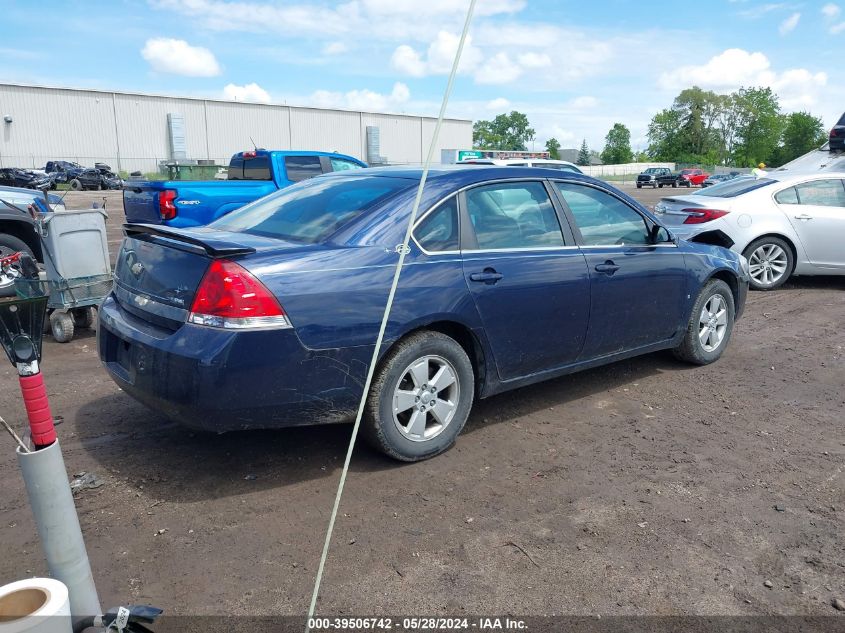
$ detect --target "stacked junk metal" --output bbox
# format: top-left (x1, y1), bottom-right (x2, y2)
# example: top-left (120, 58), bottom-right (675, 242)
top-left (0, 191), bottom-right (161, 633)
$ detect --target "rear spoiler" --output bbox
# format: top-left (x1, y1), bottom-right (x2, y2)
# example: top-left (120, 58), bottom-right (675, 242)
top-left (123, 223), bottom-right (256, 258)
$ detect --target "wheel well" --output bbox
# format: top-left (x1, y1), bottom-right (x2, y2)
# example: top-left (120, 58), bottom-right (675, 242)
top-left (0, 220), bottom-right (42, 261)
top-left (392, 321), bottom-right (488, 396)
top-left (743, 233), bottom-right (797, 263)
top-left (708, 270), bottom-right (740, 307)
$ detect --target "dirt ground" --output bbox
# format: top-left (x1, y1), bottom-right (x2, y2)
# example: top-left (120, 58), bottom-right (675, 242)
top-left (0, 186), bottom-right (843, 619)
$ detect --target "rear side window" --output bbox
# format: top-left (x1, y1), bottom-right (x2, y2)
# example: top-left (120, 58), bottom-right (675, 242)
top-left (774, 187), bottom-right (799, 205)
top-left (415, 197), bottom-right (459, 252)
top-left (285, 155), bottom-right (324, 182)
top-left (465, 181), bottom-right (565, 250)
top-left (210, 176), bottom-right (411, 244)
top-left (792, 179), bottom-right (845, 207)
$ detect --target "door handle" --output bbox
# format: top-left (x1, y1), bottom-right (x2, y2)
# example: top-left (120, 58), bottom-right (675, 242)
top-left (793, 214), bottom-right (813, 220)
top-left (594, 261), bottom-right (620, 275)
top-left (469, 268), bottom-right (504, 284)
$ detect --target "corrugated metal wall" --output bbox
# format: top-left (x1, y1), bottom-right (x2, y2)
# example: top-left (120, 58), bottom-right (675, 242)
top-left (0, 83), bottom-right (472, 173)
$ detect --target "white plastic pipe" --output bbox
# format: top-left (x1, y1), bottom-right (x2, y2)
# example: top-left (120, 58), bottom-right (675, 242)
top-left (16, 440), bottom-right (101, 625)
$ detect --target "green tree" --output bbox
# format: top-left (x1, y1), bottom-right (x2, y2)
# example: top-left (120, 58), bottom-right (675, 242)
top-left (732, 87), bottom-right (784, 167)
top-left (600, 123), bottom-right (634, 164)
top-left (647, 108), bottom-right (684, 161)
top-left (577, 139), bottom-right (591, 166)
top-left (472, 111), bottom-right (536, 151)
top-left (545, 137), bottom-right (561, 160)
top-left (772, 111), bottom-right (827, 166)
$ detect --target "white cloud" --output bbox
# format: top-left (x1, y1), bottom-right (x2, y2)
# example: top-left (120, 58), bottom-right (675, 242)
top-left (223, 82), bottom-right (271, 103)
top-left (739, 2), bottom-right (787, 18)
top-left (141, 38), bottom-right (220, 76)
top-left (659, 48), bottom-right (827, 109)
top-left (779, 12), bottom-right (800, 34)
top-left (309, 81), bottom-right (410, 111)
top-left (831, 21), bottom-right (845, 33)
top-left (322, 41), bottom-right (347, 55)
top-left (822, 3), bottom-right (841, 18)
top-left (474, 52), bottom-right (522, 84)
top-left (390, 31), bottom-right (483, 77)
top-left (517, 52), bottom-right (551, 68)
top-left (568, 96), bottom-right (599, 110)
top-left (360, 0), bottom-right (524, 18)
top-left (486, 97), bottom-right (511, 110)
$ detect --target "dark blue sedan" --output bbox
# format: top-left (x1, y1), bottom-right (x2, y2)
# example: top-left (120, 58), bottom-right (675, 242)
top-left (98, 167), bottom-right (749, 461)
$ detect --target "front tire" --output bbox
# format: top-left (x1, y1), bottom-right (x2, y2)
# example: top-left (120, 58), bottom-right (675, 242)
top-left (363, 331), bottom-right (474, 462)
top-left (673, 279), bottom-right (735, 365)
top-left (742, 236), bottom-right (794, 291)
top-left (69, 178), bottom-right (82, 191)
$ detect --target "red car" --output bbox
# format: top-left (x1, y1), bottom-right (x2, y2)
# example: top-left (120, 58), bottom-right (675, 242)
top-left (678, 168), bottom-right (709, 187)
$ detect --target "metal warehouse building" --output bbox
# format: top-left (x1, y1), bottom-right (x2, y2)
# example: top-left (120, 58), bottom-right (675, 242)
top-left (0, 83), bottom-right (472, 174)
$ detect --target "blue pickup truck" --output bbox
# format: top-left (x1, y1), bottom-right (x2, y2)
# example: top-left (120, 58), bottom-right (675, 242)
top-left (123, 150), bottom-right (367, 227)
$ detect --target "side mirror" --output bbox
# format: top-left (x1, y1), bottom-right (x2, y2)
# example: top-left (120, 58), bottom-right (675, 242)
top-left (650, 224), bottom-right (673, 244)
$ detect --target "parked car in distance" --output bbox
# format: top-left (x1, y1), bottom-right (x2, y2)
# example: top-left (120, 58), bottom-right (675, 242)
top-left (701, 173), bottom-right (737, 188)
top-left (653, 171), bottom-right (845, 290)
top-left (45, 160), bottom-right (85, 184)
top-left (830, 111), bottom-right (845, 152)
top-left (69, 167), bottom-right (122, 191)
top-left (123, 150), bottom-right (367, 228)
top-left (636, 167), bottom-right (678, 189)
top-left (678, 168), bottom-right (709, 187)
top-left (0, 168), bottom-right (53, 191)
top-left (460, 158), bottom-right (583, 173)
top-left (99, 166), bottom-right (748, 462)
top-left (0, 186), bottom-right (65, 260)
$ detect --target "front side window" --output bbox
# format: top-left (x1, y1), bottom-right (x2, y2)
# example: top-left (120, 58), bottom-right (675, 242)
top-left (465, 181), bottom-right (565, 250)
top-left (285, 155), bottom-right (324, 183)
top-left (330, 158), bottom-right (364, 172)
top-left (792, 179), bottom-right (845, 207)
top-left (555, 182), bottom-right (651, 246)
top-left (414, 197), bottom-right (459, 252)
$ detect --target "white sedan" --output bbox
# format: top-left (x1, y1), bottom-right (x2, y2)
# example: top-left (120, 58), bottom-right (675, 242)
top-left (653, 172), bottom-right (845, 290)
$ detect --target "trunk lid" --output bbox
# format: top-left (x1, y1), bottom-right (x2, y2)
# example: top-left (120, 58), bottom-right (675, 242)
top-left (113, 225), bottom-right (315, 328)
top-left (653, 194), bottom-right (733, 227)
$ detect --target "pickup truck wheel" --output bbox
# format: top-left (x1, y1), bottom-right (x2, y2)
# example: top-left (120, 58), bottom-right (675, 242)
top-left (658, 183), bottom-right (663, 188)
top-left (363, 331), bottom-right (474, 462)
top-left (636, 184), bottom-right (642, 189)
top-left (69, 179), bottom-right (82, 191)
top-left (671, 182), bottom-right (677, 188)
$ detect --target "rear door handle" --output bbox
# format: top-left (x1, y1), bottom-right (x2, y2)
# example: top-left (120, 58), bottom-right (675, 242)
top-left (794, 214), bottom-right (813, 220)
top-left (469, 268), bottom-right (504, 284)
top-left (594, 261), bottom-right (620, 275)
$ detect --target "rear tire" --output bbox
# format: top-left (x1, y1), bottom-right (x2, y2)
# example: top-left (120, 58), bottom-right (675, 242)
top-left (673, 279), bottom-right (735, 365)
top-left (50, 311), bottom-right (75, 343)
top-left (71, 306), bottom-right (96, 329)
top-left (671, 182), bottom-right (677, 188)
top-left (69, 179), bottom-right (82, 191)
top-left (742, 236), bottom-right (794, 291)
top-left (658, 183), bottom-right (663, 188)
top-left (363, 331), bottom-right (474, 462)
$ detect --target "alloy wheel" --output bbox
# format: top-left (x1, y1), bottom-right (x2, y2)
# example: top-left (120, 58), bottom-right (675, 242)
top-left (698, 294), bottom-right (728, 353)
top-left (748, 244), bottom-right (788, 287)
top-left (392, 355), bottom-right (460, 442)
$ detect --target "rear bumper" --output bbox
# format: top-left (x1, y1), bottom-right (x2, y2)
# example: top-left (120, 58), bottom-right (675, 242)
top-left (97, 294), bottom-right (366, 431)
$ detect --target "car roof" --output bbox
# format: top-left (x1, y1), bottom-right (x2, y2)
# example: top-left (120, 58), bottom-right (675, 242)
top-left (460, 158), bottom-right (578, 166)
top-left (321, 164), bottom-right (605, 188)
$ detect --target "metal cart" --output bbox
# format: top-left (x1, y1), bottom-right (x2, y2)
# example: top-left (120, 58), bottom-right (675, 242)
top-left (17, 204), bottom-right (112, 343)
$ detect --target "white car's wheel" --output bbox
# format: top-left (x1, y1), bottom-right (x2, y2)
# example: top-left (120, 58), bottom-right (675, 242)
top-left (743, 237), bottom-right (794, 290)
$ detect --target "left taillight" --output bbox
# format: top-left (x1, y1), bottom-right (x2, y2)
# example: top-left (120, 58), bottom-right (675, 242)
top-left (159, 189), bottom-right (177, 221)
top-left (188, 259), bottom-right (292, 330)
top-left (682, 208), bottom-right (729, 224)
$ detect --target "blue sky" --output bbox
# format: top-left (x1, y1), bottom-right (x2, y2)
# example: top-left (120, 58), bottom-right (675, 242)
top-left (1, 0), bottom-right (843, 152)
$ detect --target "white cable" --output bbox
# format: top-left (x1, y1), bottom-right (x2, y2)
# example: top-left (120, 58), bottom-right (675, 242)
top-left (305, 1), bottom-right (478, 627)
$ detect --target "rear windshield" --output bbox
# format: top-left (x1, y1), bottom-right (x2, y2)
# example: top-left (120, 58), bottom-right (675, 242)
top-left (693, 177), bottom-right (775, 198)
top-left (228, 155), bottom-right (272, 180)
top-left (210, 175), bottom-right (412, 243)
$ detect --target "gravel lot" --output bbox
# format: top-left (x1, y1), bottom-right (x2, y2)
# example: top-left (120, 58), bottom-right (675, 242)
top-left (0, 185), bottom-right (843, 618)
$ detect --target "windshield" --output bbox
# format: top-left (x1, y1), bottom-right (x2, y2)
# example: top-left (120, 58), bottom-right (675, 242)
top-left (210, 175), bottom-right (413, 243)
top-left (693, 177), bottom-right (775, 198)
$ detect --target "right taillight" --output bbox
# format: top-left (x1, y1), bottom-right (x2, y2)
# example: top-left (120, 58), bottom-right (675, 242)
top-left (159, 189), bottom-right (177, 221)
top-left (831, 128), bottom-right (838, 138)
top-left (188, 259), bottom-right (292, 330)
top-left (683, 208), bottom-right (729, 224)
